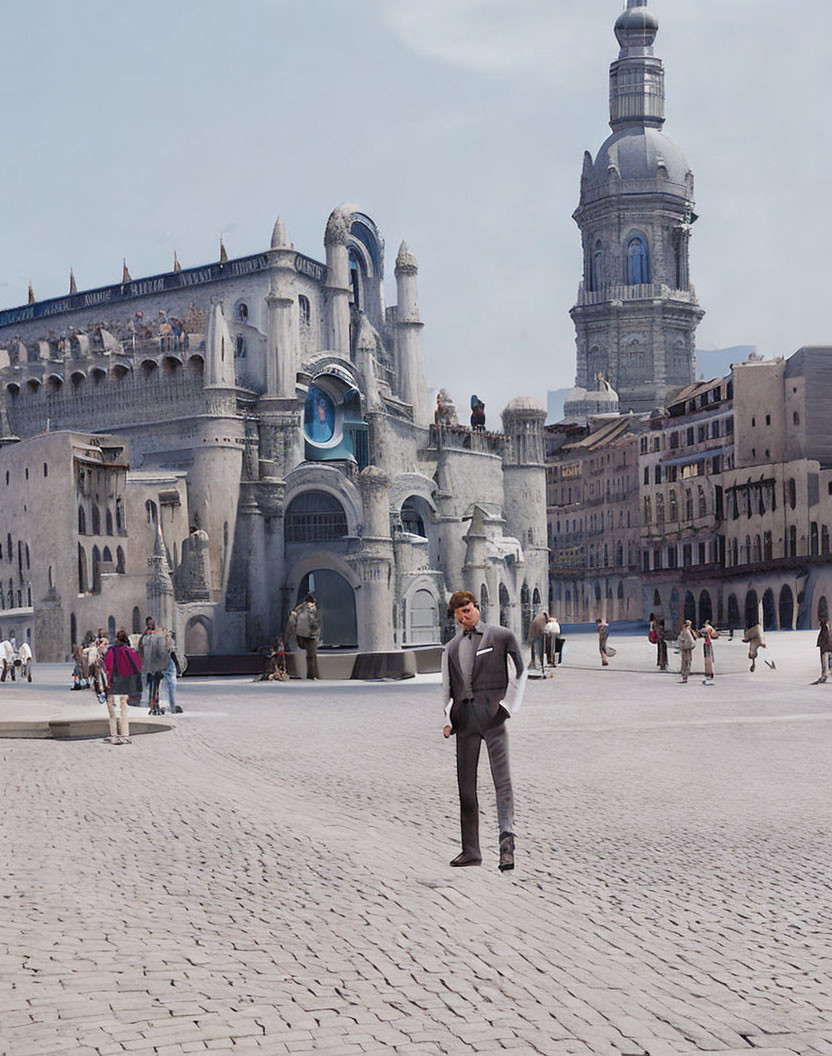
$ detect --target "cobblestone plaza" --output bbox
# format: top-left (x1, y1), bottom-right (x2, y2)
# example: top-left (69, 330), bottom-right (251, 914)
top-left (2, 632), bottom-right (831, 1055)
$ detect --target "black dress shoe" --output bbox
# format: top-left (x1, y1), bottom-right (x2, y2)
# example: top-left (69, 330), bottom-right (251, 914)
top-left (450, 852), bottom-right (482, 867)
top-left (499, 832), bottom-right (515, 872)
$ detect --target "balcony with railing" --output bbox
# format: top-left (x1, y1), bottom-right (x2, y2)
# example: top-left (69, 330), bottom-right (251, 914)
top-left (427, 423), bottom-right (504, 456)
top-left (574, 282), bottom-right (698, 308)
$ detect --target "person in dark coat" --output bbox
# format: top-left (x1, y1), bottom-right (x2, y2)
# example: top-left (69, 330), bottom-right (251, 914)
top-left (441, 590), bottom-right (527, 872)
top-left (817, 618), bottom-right (831, 683)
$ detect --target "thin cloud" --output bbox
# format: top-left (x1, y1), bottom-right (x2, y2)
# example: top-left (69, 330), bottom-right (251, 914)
top-left (377, 0), bottom-right (585, 80)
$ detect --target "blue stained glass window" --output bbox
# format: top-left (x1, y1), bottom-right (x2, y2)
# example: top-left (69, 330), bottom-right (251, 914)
top-left (626, 235), bottom-right (650, 284)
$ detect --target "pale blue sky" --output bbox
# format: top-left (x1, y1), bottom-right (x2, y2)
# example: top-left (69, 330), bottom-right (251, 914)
top-left (2, 0), bottom-right (829, 420)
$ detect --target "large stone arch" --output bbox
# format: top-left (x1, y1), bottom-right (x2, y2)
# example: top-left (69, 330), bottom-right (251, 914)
top-left (762, 588), bottom-right (776, 630)
top-left (184, 615), bottom-right (212, 655)
top-left (779, 585), bottom-right (794, 630)
top-left (403, 577), bottom-right (442, 646)
top-left (284, 465), bottom-right (363, 537)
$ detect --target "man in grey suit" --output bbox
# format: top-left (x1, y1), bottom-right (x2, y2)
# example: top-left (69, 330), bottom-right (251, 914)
top-left (442, 590), bottom-right (527, 871)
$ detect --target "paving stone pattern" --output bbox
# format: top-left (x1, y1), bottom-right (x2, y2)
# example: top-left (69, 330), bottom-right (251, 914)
top-left (2, 636), bottom-right (832, 1055)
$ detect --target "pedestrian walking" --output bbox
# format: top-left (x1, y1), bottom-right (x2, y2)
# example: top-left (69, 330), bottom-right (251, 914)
top-left (649, 612), bottom-right (668, 671)
top-left (162, 631), bottom-right (183, 713)
top-left (138, 617), bottom-right (156, 707)
top-left (0, 635), bottom-right (16, 681)
top-left (287, 592), bottom-right (322, 680)
top-left (742, 624), bottom-right (768, 672)
top-left (700, 620), bottom-right (719, 685)
top-left (17, 639), bottom-right (32, 682)
top-left (441, 589), bottom-right (526, 871)
top-left (678, 619), bottom-right (696, 683)
top-left (527, 610), bottom-right (548, 671)
top-left (596, 617), bottom-right (613, 666)
top-left (543, 615), bottom-right (562, 669)
top-left (101, 629), bottom-right (142, 745)
top-left (142, 625), bottom-right (175, 714)
top-left (816, 617), bottom-right (831, 683)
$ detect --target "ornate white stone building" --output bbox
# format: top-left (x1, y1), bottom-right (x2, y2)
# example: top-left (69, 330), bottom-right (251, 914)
top-left (0, 206), bottom-right (548, 660)
top-left (570, 0), bottom-right (704, 413)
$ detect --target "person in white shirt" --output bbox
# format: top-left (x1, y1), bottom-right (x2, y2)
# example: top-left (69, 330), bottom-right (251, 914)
top-left (543, 616), bottom-right (562, 667)
top-left (0, 638), bottom-right (15, 681)
top-left (18, 640), bottom-right (32, 682)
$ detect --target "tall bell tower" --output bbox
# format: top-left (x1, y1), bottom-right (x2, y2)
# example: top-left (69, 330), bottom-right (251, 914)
top-left (570, 0), bottom-right (704, 413)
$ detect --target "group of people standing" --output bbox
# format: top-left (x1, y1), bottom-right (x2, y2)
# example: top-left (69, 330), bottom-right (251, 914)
top-left (0, 635), bottom-right (33, 682)
top-left (72, 618), bottom-right (183, 746)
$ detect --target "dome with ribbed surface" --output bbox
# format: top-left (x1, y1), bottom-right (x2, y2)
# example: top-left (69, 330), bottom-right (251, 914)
top-left (591, 127), bottom-right (690, 189)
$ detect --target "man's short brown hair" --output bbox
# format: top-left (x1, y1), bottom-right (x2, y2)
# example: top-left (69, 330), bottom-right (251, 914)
top-left (448, 590), bottom-right (477, 615)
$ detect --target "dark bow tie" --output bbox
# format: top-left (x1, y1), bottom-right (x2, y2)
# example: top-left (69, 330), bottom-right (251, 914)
top-left (463, 628), bottom-right (475, 639)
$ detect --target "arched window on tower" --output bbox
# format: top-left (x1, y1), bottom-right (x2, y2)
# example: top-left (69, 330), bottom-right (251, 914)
top-left (626, 235), bottom-right (650, 285)
top-left (348, 248), bottom-right (361, 308)
top-left (591, 240), bottom-right (603, 292)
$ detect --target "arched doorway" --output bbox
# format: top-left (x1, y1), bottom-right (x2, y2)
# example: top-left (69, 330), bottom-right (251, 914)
top-left (499, 584), bottom-right (510, 628)
top-left (818, 595), bottom-right (829, 625)
top-left (297, 569), bottom-right (357, 647)
top-left (185, 616), bottom-right (212, 655)
top-left (745, 589), bottom-right (759, 629)
top-left (684, 590), bottom-right (696, 624)
top-left (698, 590), bottom-right (713, 625)
top-left (668, 588), bottom-right (679, 628)
top-left (407, 588), bottom-right (439, 645)
top-left (520, 582), bottom-right (532, 641)
top-left (779, 585), bottom-right (794, 630)
top-left (727, 594), bottom-right (740, 629)
top-left (762, 588), bottom-right (776, 630)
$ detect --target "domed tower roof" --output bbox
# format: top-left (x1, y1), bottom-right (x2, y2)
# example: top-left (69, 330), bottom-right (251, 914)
top-left (501, 395), bottom-right (546, 416)
top-left (614, 1), bottom-right (659, 52)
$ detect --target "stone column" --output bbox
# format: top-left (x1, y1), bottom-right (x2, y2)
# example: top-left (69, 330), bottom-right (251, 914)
top-left (324, 212), bottom-right (351, 355)
top-left (255, 480), bottom-right (287, 640)
top-left (352, 466), bottom-right (394, 652)
top-left (394, 242), bottom-right (431, 426)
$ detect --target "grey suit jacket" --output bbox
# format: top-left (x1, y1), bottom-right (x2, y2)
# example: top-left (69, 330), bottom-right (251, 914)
top-left (441, 621), bottom-right (527, 728)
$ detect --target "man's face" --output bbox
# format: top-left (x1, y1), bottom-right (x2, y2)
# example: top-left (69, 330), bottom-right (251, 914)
top-left (454, 602), bottom-right (479, 630)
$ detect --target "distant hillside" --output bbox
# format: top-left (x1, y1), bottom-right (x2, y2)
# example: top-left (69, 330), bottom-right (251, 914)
top-left (546, 346), bottom-right (758, 423)
top-left (695, 346), bottom-right (757, 381)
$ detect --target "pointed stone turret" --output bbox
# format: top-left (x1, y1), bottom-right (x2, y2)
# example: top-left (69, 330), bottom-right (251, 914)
top-left (27, 282), bottom-right (35, 305)
top-left (219, 237), bottom-right (228, 263)
top-left (323, 204), bottom-right (353, 355)
top-left (204, 302), bottom-right (236, 388)
top-left (173, 250), bottom-right (181, 272)
top-left (122, 259), bottom-right (131, 283)
top-left (147, 519), bottom-right (176, 631)
top-left (394, 240), bottom-right (431, 426)
top-left (69, 269), bottom-right (77, 294)
top-left (270, 216), bottom-right (291, 250)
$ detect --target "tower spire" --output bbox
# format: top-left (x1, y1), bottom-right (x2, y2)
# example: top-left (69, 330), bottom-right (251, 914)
top-left (609, 1), bottom-right (664, 130)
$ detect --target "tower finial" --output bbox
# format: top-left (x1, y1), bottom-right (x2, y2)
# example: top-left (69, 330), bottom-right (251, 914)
top-left (69, 268), bottom-right (77, 294)
top-left (219, 236), bottom-right (228, 263)
top-left (610, 1), bottom-right (663, 130)
top-left (173, 249), bottom-right (181, 272)
top-left (122, 258), bottom-right (132, 283)
top-left (27, 282), bottom-right (35, 305)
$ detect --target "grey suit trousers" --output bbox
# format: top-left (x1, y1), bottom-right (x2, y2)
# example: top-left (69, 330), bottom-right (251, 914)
top-left (454, 699), bottom-right (514, 858)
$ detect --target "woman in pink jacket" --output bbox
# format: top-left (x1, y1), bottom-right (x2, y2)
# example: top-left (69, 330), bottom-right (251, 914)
top-left (102, 628), bottom-right (142, 745)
